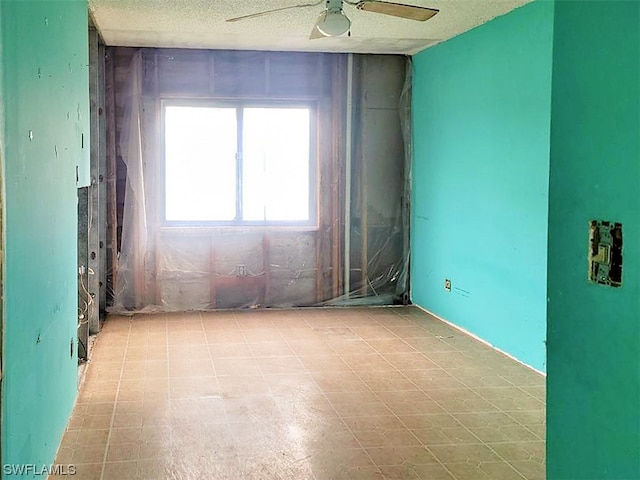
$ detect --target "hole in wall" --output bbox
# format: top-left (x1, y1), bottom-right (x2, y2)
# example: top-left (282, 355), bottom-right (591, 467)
top-left (588, 220), bottom-right (623, 287)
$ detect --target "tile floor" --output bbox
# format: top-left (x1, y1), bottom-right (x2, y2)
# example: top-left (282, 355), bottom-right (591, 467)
top-left (53, 306), bottom-right (545, 480)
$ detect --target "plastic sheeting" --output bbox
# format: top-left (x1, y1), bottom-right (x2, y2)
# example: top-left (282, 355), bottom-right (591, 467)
top-left (110, 48), bottom-right (411, 313)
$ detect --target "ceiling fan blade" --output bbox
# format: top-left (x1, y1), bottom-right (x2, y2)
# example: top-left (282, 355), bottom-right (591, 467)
top-left (309, 25), bottom-right (328, 40)
top-left (356, 1), bottom-right (439, 21)
top-left (226, 0), bottom-right (324, 23)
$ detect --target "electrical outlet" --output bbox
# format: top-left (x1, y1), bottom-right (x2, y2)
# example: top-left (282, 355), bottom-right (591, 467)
top-left (236, 264), bottom-right (247, 277)
top-left (444, 279), bottom-right (452, 292)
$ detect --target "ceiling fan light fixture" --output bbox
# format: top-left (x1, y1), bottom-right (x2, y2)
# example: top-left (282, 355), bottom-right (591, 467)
top-left (315, 10), bottom-right (351, 36)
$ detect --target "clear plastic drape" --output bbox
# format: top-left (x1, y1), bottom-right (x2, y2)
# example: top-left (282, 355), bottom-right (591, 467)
top-left (113, 51), bottom-right (149, 310)
top-left (110, 49), bottom-right (411, 313)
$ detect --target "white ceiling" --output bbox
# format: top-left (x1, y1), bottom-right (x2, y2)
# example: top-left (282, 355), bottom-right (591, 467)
top-left (89, 0), bottom-right (533, 55)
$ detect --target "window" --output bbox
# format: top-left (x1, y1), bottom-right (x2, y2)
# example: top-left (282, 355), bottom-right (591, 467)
top-left (163, 102), bottom-right (315, 225)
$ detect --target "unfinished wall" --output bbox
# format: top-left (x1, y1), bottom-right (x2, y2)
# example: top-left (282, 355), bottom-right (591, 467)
top-left (547, 1), bottom-right (640, 477)
top-left (349, 55), bottom-right (408, 300)
top-left (411, 0), bottom-right (553, 371)
top-left (106, 48), bottom-right (408, 311)
top-left (0, 0), bottom-right (89, 475)
top-left (77, 26), bottom-right (108, 361)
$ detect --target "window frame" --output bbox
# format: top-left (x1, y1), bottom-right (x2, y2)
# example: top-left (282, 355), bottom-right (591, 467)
top-left (160, 98), bottom-right (318, 228)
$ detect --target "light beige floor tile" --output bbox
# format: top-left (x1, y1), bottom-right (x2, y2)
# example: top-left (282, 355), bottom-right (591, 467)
top-left (55, 307), bottom-right (544, 480)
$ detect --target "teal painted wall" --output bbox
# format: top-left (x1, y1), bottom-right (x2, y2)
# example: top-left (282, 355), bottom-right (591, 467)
top-left (411, 1), bottom-right (554, 371)
top-left (547, 1), bottom-right (640, 478)
top-left (0, 1), bottom-right (89, 477)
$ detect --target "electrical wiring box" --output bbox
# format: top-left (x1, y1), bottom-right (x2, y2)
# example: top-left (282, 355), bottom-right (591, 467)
top-left (588, 220), bottom-right (623, 287)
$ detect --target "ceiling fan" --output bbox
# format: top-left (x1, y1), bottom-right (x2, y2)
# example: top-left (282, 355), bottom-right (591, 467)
top-left (226, 0), bottom-right (439, 39)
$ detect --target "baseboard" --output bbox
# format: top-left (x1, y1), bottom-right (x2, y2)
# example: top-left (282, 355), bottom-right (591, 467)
top-left (413, 304), bottom-right (546, 377)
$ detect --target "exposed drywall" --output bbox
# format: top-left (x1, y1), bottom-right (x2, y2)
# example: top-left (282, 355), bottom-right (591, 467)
top-left (546, 1), bottom-right (640, 477)
top-left (410, 0), bottom-right (553, 372)
top-left (0, 0), bottom-right (88, 475)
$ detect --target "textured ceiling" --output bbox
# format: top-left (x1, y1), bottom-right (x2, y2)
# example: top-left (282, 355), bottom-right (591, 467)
top-left (89, 0), bottom-right (533, 55)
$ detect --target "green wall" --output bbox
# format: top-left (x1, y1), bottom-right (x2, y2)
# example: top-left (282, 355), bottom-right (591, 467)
top-left (0, 1), bottom-right (89, 477)
top-left (411, 1), bottom-right (554, 371)
top-left (547, 1), bottom-right (640, 478)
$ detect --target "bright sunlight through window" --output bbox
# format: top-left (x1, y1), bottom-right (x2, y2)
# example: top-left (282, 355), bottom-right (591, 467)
top-left (164, 105), bottom-right (312, 224)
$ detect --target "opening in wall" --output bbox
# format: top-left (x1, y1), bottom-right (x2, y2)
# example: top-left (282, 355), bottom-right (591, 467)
top-left (163, 101), bottom-right (316, 226)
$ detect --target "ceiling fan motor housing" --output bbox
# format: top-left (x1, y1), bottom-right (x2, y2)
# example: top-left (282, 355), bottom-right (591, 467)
top-left (325, 0), bottom-right (344, 12)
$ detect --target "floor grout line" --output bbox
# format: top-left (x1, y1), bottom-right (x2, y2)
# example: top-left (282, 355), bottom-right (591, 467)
top-left (345, 310), bottom-right (460, 480)
top-left (282, 312), bottom-right (386, 479)
top-left (99, 318), bottom-right (132, 480)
